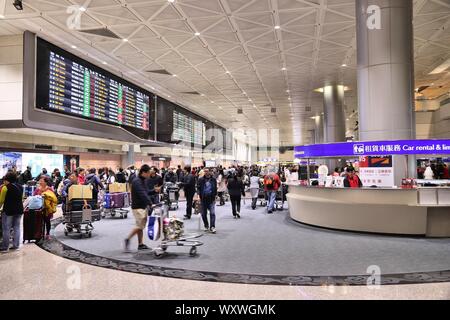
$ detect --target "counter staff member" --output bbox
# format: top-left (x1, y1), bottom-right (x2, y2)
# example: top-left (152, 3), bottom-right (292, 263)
top-left (343, 167), bottom-right (363, 188)
top-left (124, 165), bottom-right (152, 252)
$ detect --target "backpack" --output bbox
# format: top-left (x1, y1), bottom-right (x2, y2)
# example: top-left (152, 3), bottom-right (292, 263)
top-left (28, 195), bottom-right (43, 210)
top-left (42, 190), bottom-right (58, 214)
top-left (116, 172), bottom-right (126, 183)
top-left (265, 176), bottom-right (274, 189)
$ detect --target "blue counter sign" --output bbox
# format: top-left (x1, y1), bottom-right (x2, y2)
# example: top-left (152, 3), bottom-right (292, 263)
top-left (294, 139), bottom-right (450, 158)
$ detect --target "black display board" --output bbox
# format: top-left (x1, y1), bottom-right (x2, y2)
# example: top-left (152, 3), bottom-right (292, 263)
top-left (35, 37), bottom-right (153, 140)
top-left (156, 97), bottom-right (229, 150)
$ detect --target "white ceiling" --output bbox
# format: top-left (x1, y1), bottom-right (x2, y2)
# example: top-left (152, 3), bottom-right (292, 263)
top-left (0, 0), bottom-right (449, 146)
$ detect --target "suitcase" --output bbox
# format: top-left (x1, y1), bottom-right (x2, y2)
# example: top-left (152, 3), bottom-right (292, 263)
top-left (23, 208), bottom-right (44, 242)
top-left (68, 199), bottom-right (97, 211)
top-left (110, 192), bottom-right (125, 208)
top-left (103, 193), bottom-right (112, 209)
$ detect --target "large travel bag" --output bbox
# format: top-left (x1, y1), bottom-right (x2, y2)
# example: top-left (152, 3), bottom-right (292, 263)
top-left (23, 208), bottom-right (44, 242)
top-left (110, 192), bottom-right (126, 208)
top-left (103, 193), bottom-right (112, 209)
top-left (67, 199), bottom-right (98, 212)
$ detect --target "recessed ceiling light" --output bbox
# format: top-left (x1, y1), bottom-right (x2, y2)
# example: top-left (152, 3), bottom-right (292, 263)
top-left (123, 38), bottom-right (129, 42)
top-left (225, 71), bottom-right (230, 74)
top-left (0, 15), bottom-right (5, 19)
top-left (168, 0), bottom-right (175, 3)
top-left (168, 95), bottom-right (171, 98)
top-left (248, 99), bottom-right (252, 102)
top-left (71, 45), bottom-right (77, 49)
top-left (102, 61), bottom-right (107, 65)
top-left (79, 6), bottom-right (86, 12)
top-left (341, 64), bottom-right (347, 67)
top-left (172, 74), bottom-right (177, 77)
top-left (201, 94), bottom-right (205, 96)
top-left (286, 90), bottom-right (290, 93)
top-left (194, 32), bottom-right (200, 36)
top-left (274, 25), bottom-right (281, 29)
top-left (242, 92), bottom-right (246, 95)
top-left (211, 101), bottom-right (214, 103)
top-left (281, 67), bottom-right (286, 71)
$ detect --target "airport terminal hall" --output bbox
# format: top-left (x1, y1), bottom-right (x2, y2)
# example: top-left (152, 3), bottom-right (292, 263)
top-left (1, 0), bottom-right (450, 302)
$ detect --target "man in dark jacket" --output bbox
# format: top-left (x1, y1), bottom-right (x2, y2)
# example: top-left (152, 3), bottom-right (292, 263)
top-left (196, 168), bottom-right (217, 233)
top-left (146, 168), bottom-right (162, 205)
top-left (21, 166), bottom-right (33, 184)
top-left (115, 168), bottom-right (126, 183)
top-left (124, 165), bottom-right (152, 252)
top-left (181, 165), bottom-right (196, 220)
top-left (164, 168), bottom-right (177, 184)
top-left (226, 172), bottom-right (246, 219)
top-left (0, 172), bottom-right (24, 252)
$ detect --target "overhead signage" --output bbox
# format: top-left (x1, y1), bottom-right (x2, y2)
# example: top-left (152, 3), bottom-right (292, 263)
top-left (294, 139), bottom-right (450, 158)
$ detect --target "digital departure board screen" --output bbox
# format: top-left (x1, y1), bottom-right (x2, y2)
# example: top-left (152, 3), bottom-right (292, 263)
top-left (36, 38), bottom-right (151, 139)
top-left (172, 109), bottom-right (206, 145)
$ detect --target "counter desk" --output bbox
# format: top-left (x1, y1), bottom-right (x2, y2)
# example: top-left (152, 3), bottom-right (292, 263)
top-left (286, 184), bottom-right (450, 237)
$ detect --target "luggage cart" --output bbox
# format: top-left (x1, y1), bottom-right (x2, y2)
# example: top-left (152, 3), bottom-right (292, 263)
top-left (274, 184), bottom-right (285, 211)
top-left (148, 203), bottom-right (203, 258)
top-left (162, 182), bottom-right (180, 210)
top-left (63, 199), bottom-right (101, 238)
top-left (258, 181), bottom-right (267, 207)
top-left (100, 191), bottom-right (130, 219)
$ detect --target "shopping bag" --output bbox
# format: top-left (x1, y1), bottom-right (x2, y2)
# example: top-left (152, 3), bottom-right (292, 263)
top-left (82, 205), bottom-right (92, 221)
top-left (193, 200), bottom-right (201, 215)
top-left (148, 215), bottom-right (160, 241)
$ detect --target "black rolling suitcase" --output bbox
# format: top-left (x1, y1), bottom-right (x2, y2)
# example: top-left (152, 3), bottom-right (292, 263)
top-left (68, 199), bottom-right (98, 211)
top-left (23, 208), bottom-right (44, 243)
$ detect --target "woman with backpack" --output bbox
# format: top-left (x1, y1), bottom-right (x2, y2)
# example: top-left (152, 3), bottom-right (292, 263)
top-left (33, 176), bottom-right (57, 240)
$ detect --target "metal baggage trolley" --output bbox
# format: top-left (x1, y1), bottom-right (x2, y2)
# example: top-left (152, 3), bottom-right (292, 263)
top-left (258, 181), bottom-right (267, 207)
top-left (274, 184), bottom-right (285, 210)
top-left (63, 199), bottom-right (101, 238)
top-left (148, 203), bottom-right (203, 258)
top-left (162, 182), bottom-right (180, 210)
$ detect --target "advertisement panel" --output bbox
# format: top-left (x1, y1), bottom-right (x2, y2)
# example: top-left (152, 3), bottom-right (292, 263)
top-left (358, 156), bottom-right (394, 187)
top-left (294, 139), bottom-right (450, 158)
top-left (0, 152), bottom-right (22, 177)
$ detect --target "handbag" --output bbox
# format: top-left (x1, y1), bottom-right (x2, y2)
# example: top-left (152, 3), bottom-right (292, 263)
top-left (82, 203), bottom-right (92, 221)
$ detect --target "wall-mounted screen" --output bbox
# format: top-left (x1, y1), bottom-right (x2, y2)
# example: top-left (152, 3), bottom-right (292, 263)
top-left (172, 110), bottom-right (205, 145)
top-left (21, 153), bottom-right (64, 178)
top-left (36, 37), bottom-right (151, 139)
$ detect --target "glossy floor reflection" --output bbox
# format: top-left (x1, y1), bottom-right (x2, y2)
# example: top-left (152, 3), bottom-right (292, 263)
top-left (0, 243), bottom-right (449, 300)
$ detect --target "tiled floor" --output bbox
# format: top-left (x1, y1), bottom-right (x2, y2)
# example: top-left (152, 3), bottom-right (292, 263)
top-left (1, 243), bottom-right (449, 300)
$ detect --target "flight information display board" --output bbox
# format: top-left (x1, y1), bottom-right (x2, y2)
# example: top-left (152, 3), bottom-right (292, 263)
top-left (36, 38), bottom-right (151, 139)
top-left (172, 109), bottom-right (205, 145)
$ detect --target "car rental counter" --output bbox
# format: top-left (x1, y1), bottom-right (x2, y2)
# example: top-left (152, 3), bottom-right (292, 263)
top-left (286, 185), bottom-right (450, 237)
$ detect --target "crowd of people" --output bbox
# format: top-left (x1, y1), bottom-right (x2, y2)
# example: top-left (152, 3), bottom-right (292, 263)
top-left (0, 163), bottom-right (288, 253)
